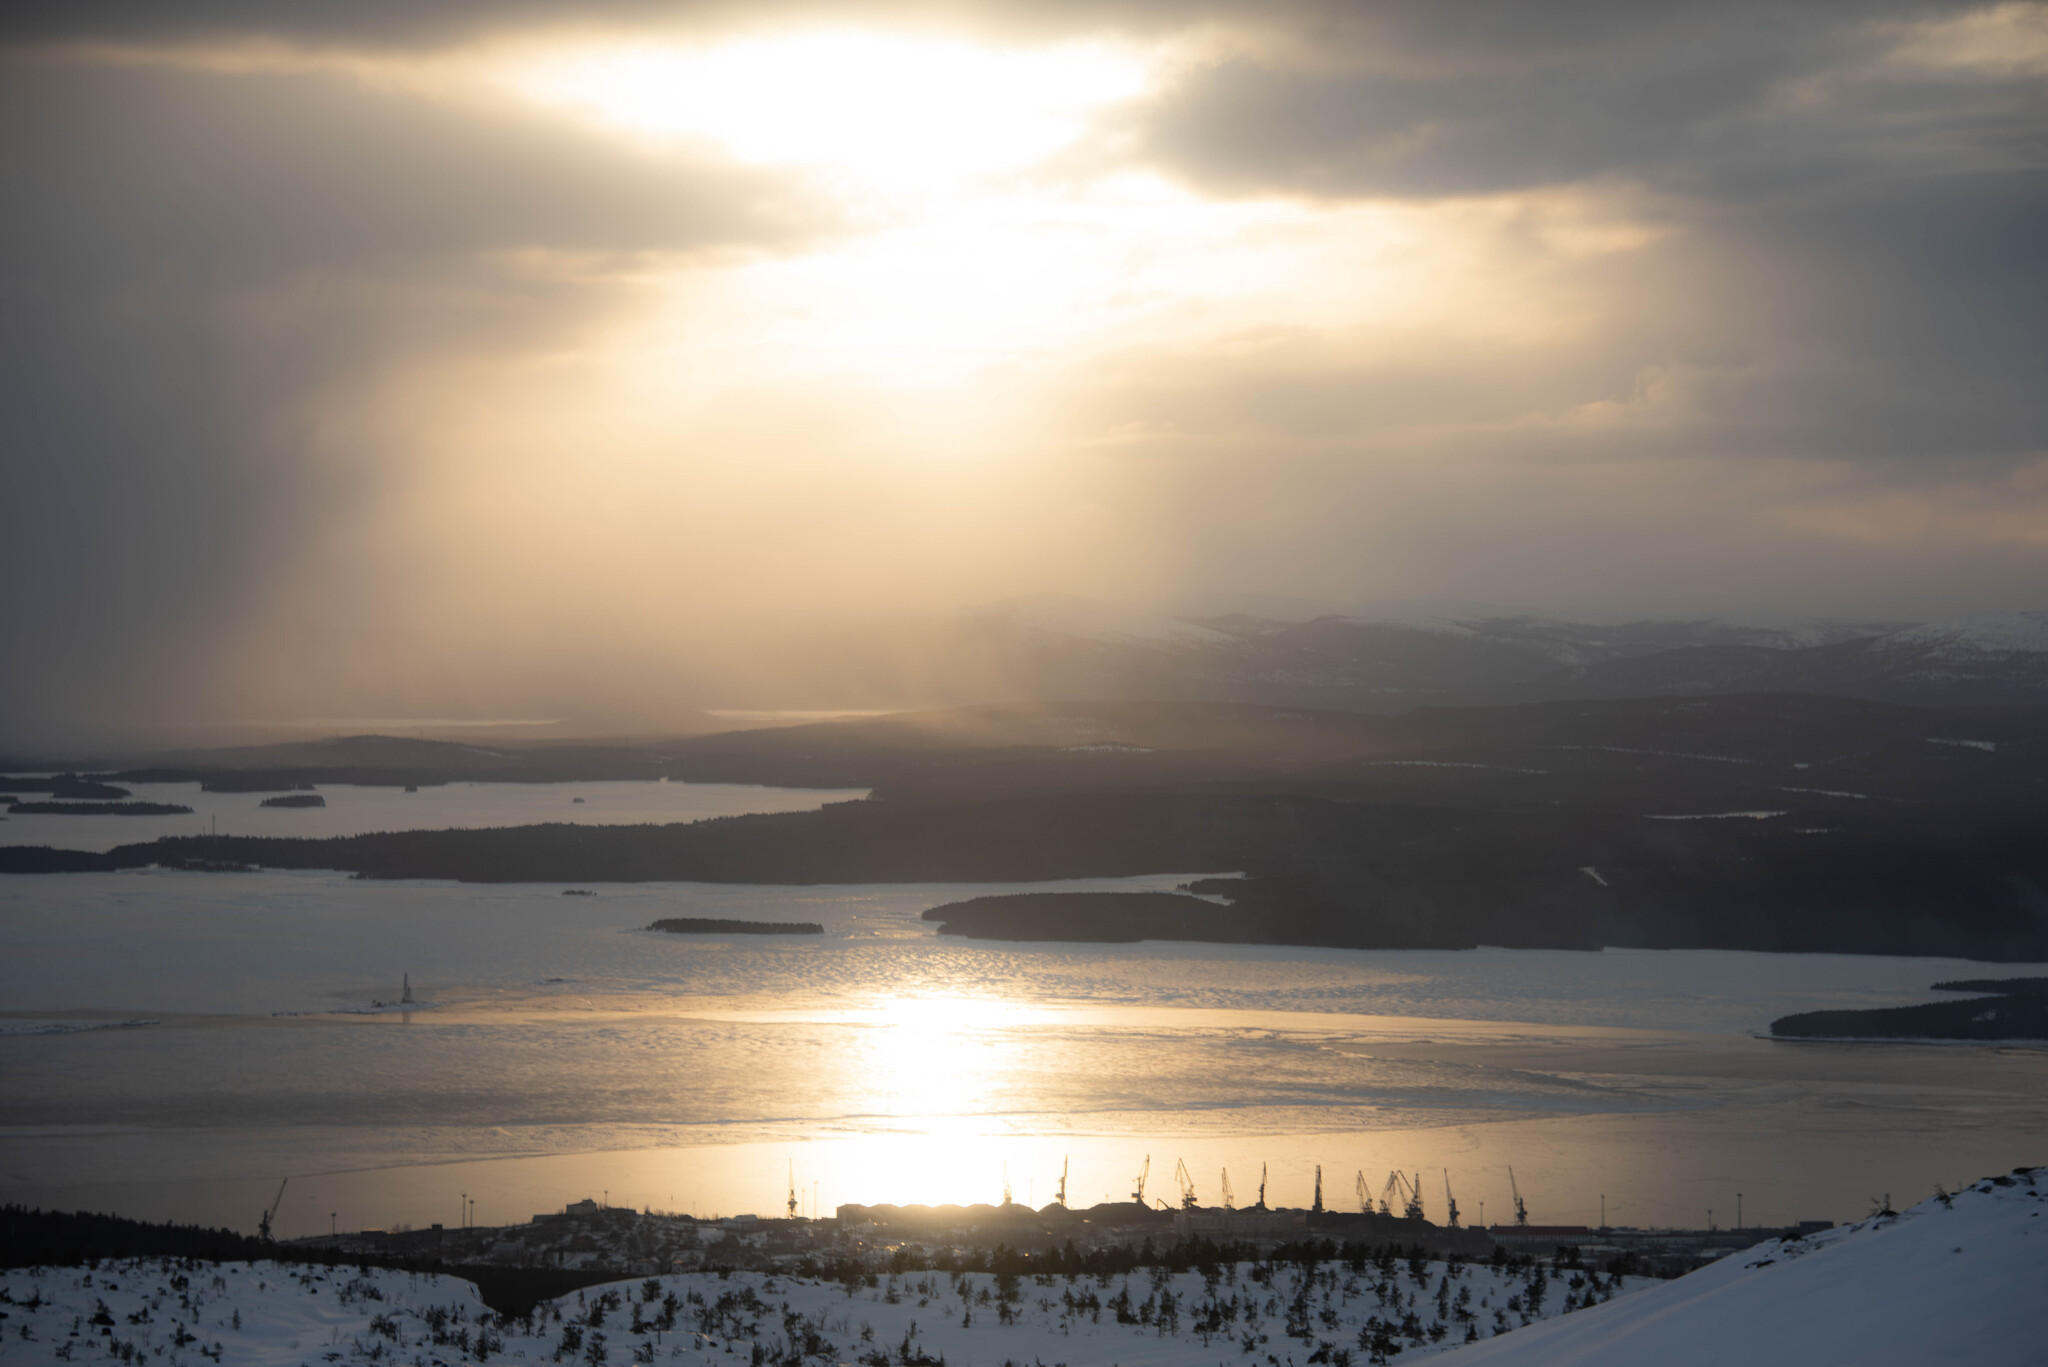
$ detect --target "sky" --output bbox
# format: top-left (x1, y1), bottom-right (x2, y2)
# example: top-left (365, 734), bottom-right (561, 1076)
top-left (2, 1), bottom-right (2045, 744)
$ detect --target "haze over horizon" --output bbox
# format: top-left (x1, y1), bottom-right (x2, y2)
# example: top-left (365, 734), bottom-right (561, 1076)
top-left (5, 1), bottom-right (2046, 747)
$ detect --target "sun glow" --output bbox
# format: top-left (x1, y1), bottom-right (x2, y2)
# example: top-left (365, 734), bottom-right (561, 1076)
top-left (869, 994), bottom-right (1054, 1031)
top-left (840, 995), bottom-right (1056, 1131)
top-left (510, 32), bottom-right (1149, 187)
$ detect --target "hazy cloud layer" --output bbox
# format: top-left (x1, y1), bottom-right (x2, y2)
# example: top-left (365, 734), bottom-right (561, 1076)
top-left (1, 2), bottom-right (2044, 746)
top-left (0, 51), bottom-right (817, 743)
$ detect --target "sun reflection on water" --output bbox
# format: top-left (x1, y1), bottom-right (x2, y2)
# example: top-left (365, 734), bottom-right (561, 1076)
top-left (853, 995), bottom-right (1046, 1114)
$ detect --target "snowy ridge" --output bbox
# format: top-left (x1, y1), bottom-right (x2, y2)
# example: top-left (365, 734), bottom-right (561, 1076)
top-left (1879, 611), bottom-right (2048, 656)
top-left (1436, 1166), bottom-right (2044, 1366)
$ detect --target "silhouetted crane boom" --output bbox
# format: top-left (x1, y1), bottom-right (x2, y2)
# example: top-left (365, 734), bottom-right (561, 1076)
top-left (259, 1178), bottom-right (288, 1242)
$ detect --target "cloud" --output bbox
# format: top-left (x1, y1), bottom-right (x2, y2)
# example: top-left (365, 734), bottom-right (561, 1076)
top-left (0, 51), bottom-right (822, 747)
top-left (1125, 3), bottom-right (2044, 198)
top-left (0, 4), bottom-right (2043, 747)
top-left (1, 56), bottom-right (819, 282)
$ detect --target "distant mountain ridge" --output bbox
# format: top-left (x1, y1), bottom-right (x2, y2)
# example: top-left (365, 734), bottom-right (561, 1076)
top-left (741, 598), bottom-right (2048, 713)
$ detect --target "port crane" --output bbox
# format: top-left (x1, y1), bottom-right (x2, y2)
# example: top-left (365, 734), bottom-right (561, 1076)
top-left (1508, 1167), bottom-right (1529, 1226)
top-left (259, 1178), bottom-right (288, 1242)
top-left (1220, 1168), bottom-right (1235, 1210)
top-left (1255, 1163), bottom-right (1268, 1210)
top-left (1442, 1170), bottom-right (1460, 1228)
top-left (1174, 1159), bottom-right (1198, 1210)
top-left (1380, 1170), bottom-right (1424, 1221)
top-left (1132, 1155), bottom-right (1150, 1206)
top-left (1055, 1157), bottom-right (1068, 1208)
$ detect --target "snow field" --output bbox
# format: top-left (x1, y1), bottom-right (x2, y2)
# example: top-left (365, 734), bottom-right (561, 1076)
top-left (0, 1251), bottom-right (1640, 1367)
top-left (0, 1264), bottom-right (485, 1367)
top-left (13, 1167), bottom-right (2039, 1367)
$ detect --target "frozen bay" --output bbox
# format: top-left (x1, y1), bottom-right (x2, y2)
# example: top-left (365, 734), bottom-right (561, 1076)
top-left (2, 868), bottom-right (2043, 1241)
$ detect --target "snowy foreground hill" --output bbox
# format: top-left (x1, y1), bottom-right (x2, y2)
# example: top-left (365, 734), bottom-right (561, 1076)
top-left (0, 1246), bottom-right (1634, 1367)
top-left (1, 1171), bottom-right (2039, 1367)
top-left (1442, 1169), bottom-right (2044, 1366)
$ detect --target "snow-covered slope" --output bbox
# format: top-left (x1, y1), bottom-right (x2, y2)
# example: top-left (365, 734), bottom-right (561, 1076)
top-left (4, 1171), bottom-right (2039, 1367)
top-left (1436, 1167), bottom-right (2045, 1367)
top-left (0, 1246), bottom-right (1640, 1367)
top-left (0, 1264), bottom-right (492, 1367)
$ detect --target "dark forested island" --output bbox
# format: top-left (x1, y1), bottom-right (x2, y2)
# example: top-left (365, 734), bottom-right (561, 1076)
top-left (1770, 978), bottom-right (2048, 1040)
top-left (919, 889), bottom-right (1445, 947)
top-left (4, 784), bottom-right (2041, 957)
top-left (646, 917), bottom-right (824, 935)
top-left (8, 800), bottom-right (193, 816)
top-left (1930, 977), bottom-right (2048, 996)
top-left (5, 694), bottom-right (2047, 960)
top-left (0, 775), bottom-right (131, 799)
top-left (923, 891), bottom-right (1238, 943)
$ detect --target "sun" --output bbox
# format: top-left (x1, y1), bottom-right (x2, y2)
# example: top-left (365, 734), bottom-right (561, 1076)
top-left (508, 31), bottom-right (1149, 189)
